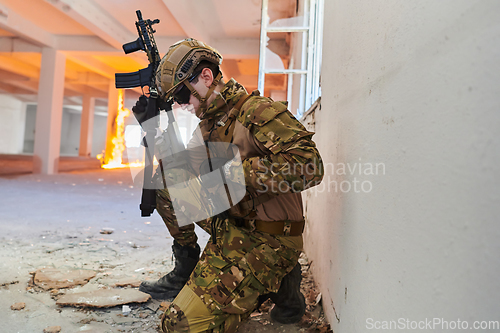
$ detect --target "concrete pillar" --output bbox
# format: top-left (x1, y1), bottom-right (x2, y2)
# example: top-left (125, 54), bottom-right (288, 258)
top-left (104, 80), bottom-right (119, 164)
top-left (78, 94), bottom-right (95, 157)
top-left (33, 48), bottom-right (66, 174)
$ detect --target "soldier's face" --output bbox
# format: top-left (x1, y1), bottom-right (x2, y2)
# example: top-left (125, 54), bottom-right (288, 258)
top-left (178, 93), bottom-right (198, 115)
top-left (178, 68), bottom-right (215, 117)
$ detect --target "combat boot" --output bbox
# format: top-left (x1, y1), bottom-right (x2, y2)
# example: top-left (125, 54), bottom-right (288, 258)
top-left (266, 263), bottom-right (306, 324)
top-left (139, 240), bottom-right (200, 299)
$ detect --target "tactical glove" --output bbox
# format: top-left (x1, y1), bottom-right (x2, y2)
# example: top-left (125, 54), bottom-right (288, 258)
top-left (131, 95), bottom-right (148, 124)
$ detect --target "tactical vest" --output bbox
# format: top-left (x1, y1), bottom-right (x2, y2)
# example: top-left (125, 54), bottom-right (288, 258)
top-left (199, 91), bottom-right (290, 219)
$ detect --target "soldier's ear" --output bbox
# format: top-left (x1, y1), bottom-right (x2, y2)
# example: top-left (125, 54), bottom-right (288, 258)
top-left (200, 67), bottom-right (214, 87)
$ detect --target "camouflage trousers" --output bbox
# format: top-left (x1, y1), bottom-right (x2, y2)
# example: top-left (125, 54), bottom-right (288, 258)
top-left (156, 189), bottom-right (303, 332)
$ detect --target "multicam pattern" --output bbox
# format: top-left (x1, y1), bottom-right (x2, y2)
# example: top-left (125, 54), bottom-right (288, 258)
top-left (157, 78), bottom-right (323, 332)
top-left (199, 78), bottom-right (324, 195)
top-left (237, 97), bottom-right (324, 194)
top-left (202, 78), bottom-right (249, 120)
top-left (156, 187), bottom-right (198, 247)
top-left (162, 218), bottom-right (301, 332)
top-left (161, 304), bottom-right (190, 332)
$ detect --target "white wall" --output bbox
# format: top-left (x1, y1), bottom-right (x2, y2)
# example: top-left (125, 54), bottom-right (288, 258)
top-left (0, 95), bottom-right (26, 154)
top-left (23, 105), bottom-right (108, 157)
top-left (303, 1), bottom-right (500, 332)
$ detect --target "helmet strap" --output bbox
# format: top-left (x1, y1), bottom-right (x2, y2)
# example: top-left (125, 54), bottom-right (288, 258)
top-left (184, 72), bottom-right (223, 114)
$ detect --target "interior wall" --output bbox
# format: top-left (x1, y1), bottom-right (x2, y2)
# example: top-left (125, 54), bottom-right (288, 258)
top-left (23, 105), bottom-right (108, 157)
top-left (23, 105), bottom-right (37, 154)
top-left (91, 112), bottom-right (107, 158)
top-left (60, 109), bottom-right (81, 156)
top-left (0, 95), bottom-right (26, 154)
top-left (302, 0), bottom-right (500, 331)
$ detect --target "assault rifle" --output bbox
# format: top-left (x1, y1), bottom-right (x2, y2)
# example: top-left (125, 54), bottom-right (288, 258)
top-left (115, 10), bottom-right (183, 217)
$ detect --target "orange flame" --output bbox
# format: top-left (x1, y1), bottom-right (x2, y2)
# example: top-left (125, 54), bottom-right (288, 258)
top-left (99, 89), bottom-right (131, 169)
top-left (97, 90), bottom-right (159, 170)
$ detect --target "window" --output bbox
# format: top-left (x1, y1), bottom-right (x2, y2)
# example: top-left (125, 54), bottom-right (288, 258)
top-left (258, 0), bottom-right (324, 118)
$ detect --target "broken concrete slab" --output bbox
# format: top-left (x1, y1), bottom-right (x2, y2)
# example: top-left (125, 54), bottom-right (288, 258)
top-left (43, 326), bottom-right (61, 333)
top-left (98, 276), bottom-right (142, 288)
top-left (10, 302), bottom-right (25, 310)
top-left (100, 228), bottom-right (114, 234)
top-left (113, 277), bottom-right (142, 288)
top-left (56, 288), bottom-right (151, 308)
top-left (145, 299), bottom-right (163, 312)
top-left (33, 268), bottom-right (96, 290)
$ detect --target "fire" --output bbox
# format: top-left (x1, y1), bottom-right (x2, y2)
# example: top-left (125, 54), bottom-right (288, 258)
top-left (98, 89), bottom-right (131, 169)
top-left (96, 90), bottom-right (159, 170)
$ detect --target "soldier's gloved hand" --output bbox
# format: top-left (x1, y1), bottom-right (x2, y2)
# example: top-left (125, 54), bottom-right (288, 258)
top-left (131, 95), bottom-right (148, 124)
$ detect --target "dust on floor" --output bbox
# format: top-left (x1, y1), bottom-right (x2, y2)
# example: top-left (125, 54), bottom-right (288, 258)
top-left (0, 168), bottom-right (331, 332)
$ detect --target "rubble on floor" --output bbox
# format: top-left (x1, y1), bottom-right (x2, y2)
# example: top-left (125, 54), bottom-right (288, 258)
top-left (56, 288), bottom-right (151, 307)
top-left (10, 302), bottom-right (26, 310)
top-left (1, 168), bottom-right (333, 332)
top-left (31, 268), bottom-right (96, 290)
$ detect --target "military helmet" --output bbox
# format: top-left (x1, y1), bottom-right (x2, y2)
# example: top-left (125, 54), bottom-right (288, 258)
top-left (156, 38), bottom-right (223, 101)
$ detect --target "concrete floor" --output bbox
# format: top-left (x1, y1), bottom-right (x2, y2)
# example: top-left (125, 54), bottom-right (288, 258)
top-left (0, 157), bottom-right (320, 332)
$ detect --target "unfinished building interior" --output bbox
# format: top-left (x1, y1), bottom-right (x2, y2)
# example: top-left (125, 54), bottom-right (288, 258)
top-left (1, 0), bottom-right (499, 332)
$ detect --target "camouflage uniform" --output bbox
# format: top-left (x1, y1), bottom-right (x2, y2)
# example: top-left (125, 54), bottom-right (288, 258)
top-left (158, 79), bottom-right (323, 332)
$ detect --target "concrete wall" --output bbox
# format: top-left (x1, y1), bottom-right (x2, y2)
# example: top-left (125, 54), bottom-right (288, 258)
top-left (0, 95), bottom-right (26, 154)
top-left (23, 105), bottom-right (108, 157)
top-left (60, 108), bottom-right (81, 156)
top-left (302, 1), bottom-right (500, 331)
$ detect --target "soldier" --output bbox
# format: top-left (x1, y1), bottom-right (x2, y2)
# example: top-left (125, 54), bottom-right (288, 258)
top-left (132, 38), bottom-right (323, 332)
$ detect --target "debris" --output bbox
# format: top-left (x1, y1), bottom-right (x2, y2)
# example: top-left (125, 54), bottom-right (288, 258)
top-left (315, 293), bottom-right (322, 306)
top-left (1, 280), bottom-right (19, 288)
top-left (159, 301), bottom-right (170, 312)
top-left (97, 275), bottom-right (142, 288)
top-left (260, 298), bottom-right (273, 313)
top-left (10, 302), bottom-right (26, 310)
top-left (113, 313), bottom-right (139, 324)
top-left (49, 289), bottom-right (64, 301)
top-left (306, 288), bottom-right (318, 305)
top-left (100, 228), bottom-right (114, 235)
top-left (43, 326), bottom-right (61, 333)
top-left (56, 288), bottom-right (151, 308)
top-left (122, 305), bottom-right (131, 315)
top-left (112, 277), bottom-right (142, 288)
top-left (146, 299), bottom-right (163, 311)
top-left (46, 245), bottom-right (74, 253)
top-left (78, 318), bottom-right (94, 325)
top-left (297, 255), bottom-right (333, 333)
top-left (32, 268), bottom-right (96, 290)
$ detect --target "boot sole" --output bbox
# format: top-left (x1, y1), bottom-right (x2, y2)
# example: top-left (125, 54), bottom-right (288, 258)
top-left (139, 285), bottom-right (181, 301)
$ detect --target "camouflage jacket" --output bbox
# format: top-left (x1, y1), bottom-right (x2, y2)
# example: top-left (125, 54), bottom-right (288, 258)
top-left (197, 79), bottom-right (324, 222)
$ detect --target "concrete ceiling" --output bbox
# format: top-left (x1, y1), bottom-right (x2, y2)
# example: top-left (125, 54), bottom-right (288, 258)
top-left (0, 0), bottom-right (296, 106)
